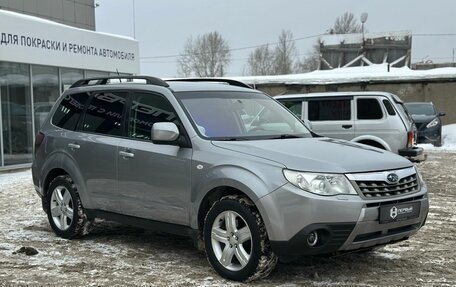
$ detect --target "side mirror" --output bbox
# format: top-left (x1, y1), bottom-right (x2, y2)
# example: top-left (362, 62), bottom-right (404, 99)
top-left (152, 122), bottom-right (179, 142)
top-left (438, 112), bottom-right (446, 117)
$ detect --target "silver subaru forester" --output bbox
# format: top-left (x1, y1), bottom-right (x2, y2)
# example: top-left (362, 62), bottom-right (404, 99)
top-left (32, 76), bottom-right (429, 282)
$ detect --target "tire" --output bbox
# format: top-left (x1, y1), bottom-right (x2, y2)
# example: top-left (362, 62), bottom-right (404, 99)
top-left (46, 175), bottom-right (91, 239)
top-left (203, 195), bottom-right (277, 282)
top-left (434, 138), bottom-right (442, 147)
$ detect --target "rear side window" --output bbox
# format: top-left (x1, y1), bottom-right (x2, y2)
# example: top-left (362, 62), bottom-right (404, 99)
top-left (82, 92), bottom-right (127, 136)
top-left (357, 98), bottom-right (383, 120)
top-left (279, 100), bottom-right (303, 118)
top-left (383, 100), bottom-right (397, 116)
top-left (129, 92), bottom-right (178, 140)
top-left (308, 99), bottom-right (351, 121)
top-left (52, 93), bottom-right (88, 131)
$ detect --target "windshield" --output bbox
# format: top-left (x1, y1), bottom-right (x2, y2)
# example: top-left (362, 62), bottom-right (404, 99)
top-left (176, 91), bottom-right (311, 140)
top-left (404, 103), bottom-right (435, 116)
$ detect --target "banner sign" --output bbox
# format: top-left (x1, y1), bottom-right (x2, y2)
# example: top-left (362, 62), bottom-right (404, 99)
top-left (0, 10), bottom-right (140, 74)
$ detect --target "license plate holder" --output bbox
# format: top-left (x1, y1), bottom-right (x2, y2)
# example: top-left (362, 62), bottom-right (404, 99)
top-left (379, 201), bottom-right (421, 224)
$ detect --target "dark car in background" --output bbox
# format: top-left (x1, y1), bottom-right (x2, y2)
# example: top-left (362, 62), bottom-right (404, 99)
top-left (404, 102), bottom-right (445, 147)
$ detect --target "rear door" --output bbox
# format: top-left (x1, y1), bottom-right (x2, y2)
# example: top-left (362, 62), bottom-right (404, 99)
top-left (305, 97), bottom-right (355, 140)
top-left (72, 91), bottom-right (128, 213)
top-left (354, 97), bottom-right (401, 150)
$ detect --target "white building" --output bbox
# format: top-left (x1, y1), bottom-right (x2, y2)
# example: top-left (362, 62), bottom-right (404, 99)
top-left (0, 9), bottom-right (140, 169)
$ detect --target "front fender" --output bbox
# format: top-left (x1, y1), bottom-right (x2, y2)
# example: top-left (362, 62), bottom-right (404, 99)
top-left (189, 163), bottom-right (286, 229)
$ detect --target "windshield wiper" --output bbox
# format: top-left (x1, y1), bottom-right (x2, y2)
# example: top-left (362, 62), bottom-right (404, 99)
top-left (215, 137), bottom-right (251, 141)
top-left (268, 134), bottom-right (304, 139)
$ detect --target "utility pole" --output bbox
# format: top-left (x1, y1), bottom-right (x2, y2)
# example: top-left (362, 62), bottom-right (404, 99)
top-left (132, 0), bottom-right (136, 39)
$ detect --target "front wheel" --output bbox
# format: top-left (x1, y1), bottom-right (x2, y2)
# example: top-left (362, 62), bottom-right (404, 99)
top-left (203, 195), bottom-right (277, 281)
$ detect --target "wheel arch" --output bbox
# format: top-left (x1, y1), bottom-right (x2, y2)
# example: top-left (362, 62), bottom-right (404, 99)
top-left (41, 154), bottom-right (92, 210)
top-left (352, 135), bottom-right (391, 151)
top-left (197, 186), bottom-right (257, 234)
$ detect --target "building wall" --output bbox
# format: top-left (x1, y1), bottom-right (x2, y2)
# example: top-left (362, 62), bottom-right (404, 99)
top-left (0, 0), bottom-right (95, 30)
top-left (0, 8), bottom-right (139, 169)
top-left (255, 80), bottom-right (456, 125)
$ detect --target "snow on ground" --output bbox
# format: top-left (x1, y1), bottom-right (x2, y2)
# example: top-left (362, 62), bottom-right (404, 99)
top-left (0, 153), bottom-right (455, 286)
top-left (418, 124), bottom-right (456, 152)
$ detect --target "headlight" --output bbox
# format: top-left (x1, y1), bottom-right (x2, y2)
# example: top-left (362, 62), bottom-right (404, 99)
top-left (426, 118), bottom-right (439, 128)
top-left (283, 169), bottom-right (357, 196)
top-left (414, 166), bottom-right (426, 186)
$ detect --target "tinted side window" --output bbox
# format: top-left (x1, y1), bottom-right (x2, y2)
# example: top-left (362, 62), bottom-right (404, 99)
top-left (52, 93), bottom-right (89, 131)
top-left (82, 92), bottom-right (127, 136)
top-left (308, 99), bottom-right (351, 121)
top-left (280, 100), bottom-right (303, 118)
top-left (357, 98), bottom-right (383, 120)
top-left (129, 92), bottom-right (178, 140)
top-left (383, 100), bottom-right (396, 116)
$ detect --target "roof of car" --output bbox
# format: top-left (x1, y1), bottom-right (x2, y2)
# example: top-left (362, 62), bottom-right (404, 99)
top-left (404, 102), bottom-right (433, 105)
top-left (68, 76), bottom-right (257, 94)
top-left (274, 91), bottom-right (393, 99)
top-left (167, 81), bottom-right (257, 93)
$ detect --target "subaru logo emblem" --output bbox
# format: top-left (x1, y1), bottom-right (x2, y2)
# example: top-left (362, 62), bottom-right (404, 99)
top-left (390, 206), bottom-right (398, 219)
top-left (386, 173), bottom-right (399, 184)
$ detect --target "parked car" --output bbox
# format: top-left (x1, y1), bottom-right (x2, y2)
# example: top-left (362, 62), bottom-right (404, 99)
top-left (275, 92), bottom-right (424, 160)
top-left (404, 102), bottom-right (445, 147)
top-left (32, 77), bottom-right (429, 281)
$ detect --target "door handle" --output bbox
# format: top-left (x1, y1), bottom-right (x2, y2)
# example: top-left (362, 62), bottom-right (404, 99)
top-left (119, 151), bottom-right (135, 158)
top-left (342, 125), bottom-right (353, 129)
top-left (67, 143), bottom-right (80, 149)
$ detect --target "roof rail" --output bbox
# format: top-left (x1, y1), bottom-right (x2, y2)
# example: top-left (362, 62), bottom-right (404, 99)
top-left (166, 78), bottom-right (253, 89)
top-left (69, 76), bottom-right (169, 88)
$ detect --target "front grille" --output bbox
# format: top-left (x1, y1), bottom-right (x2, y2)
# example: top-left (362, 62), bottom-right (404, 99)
top-left (356, 174), bottom-right (419, 198)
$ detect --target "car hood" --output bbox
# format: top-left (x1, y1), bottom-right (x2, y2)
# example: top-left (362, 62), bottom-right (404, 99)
top-left (410, 114), bottom-right (436, 123)
top-left (212, 137), bottom-right (412, 173)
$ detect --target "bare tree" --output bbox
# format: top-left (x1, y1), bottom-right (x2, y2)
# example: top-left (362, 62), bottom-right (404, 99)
top-left (329, 12), bottom-right (362, 34)
top-left (273, 30), bottom-right (298, 75)
top-left (296, 12), bottom-right (364, 73)
top-left (177, 31), bottom-right (231, 77)
top-left (245, 44), bottom-right (275, 76)
top-left (296, 48), bottom-right (320, 73)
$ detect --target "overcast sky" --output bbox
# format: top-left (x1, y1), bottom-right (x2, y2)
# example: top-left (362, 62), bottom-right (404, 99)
top-left (95, 0), bottom-right (456, 77)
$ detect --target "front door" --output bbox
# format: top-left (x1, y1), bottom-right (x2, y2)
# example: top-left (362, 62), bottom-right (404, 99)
top-left (117, 91), bottom-right (192, 225)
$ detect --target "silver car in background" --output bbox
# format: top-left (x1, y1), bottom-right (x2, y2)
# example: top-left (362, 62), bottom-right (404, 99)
top-left (32, 77), bottom-right (429, 281)
top-left (275, 92), bottom-right (424, 160)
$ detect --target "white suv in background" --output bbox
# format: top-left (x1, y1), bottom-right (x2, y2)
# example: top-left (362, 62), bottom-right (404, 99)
top-left (275, 91), bottom-right (423, 160)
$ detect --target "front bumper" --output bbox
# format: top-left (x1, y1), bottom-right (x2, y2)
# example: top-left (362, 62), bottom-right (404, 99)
top-left (416, 128), bottom-right (442, 145)
top-left (257, 183), bottom-right (429, 259)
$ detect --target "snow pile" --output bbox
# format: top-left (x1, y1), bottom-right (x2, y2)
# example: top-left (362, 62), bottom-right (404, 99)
top-left (418, 124), bottom-right (456, 152)
top-left (320, 30), bottom-right (411, 46)
top-left (234, 64), bottom-right (456, 85)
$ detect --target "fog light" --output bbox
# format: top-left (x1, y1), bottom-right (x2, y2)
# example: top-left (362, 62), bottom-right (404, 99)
top-left (307, 231), bottom-right (318, 247)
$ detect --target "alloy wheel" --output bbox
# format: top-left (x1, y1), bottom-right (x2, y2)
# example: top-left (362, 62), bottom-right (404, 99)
top-left (50, 186), bottom-right (74, 231)
top-left (211, 210), bottom-right (252, 271)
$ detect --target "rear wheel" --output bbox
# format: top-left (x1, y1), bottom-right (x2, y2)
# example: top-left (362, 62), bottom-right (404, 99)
top-left (46, 175), bottom-right (91, 239)
top-left (203, 195), bottom-right (277, 281)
